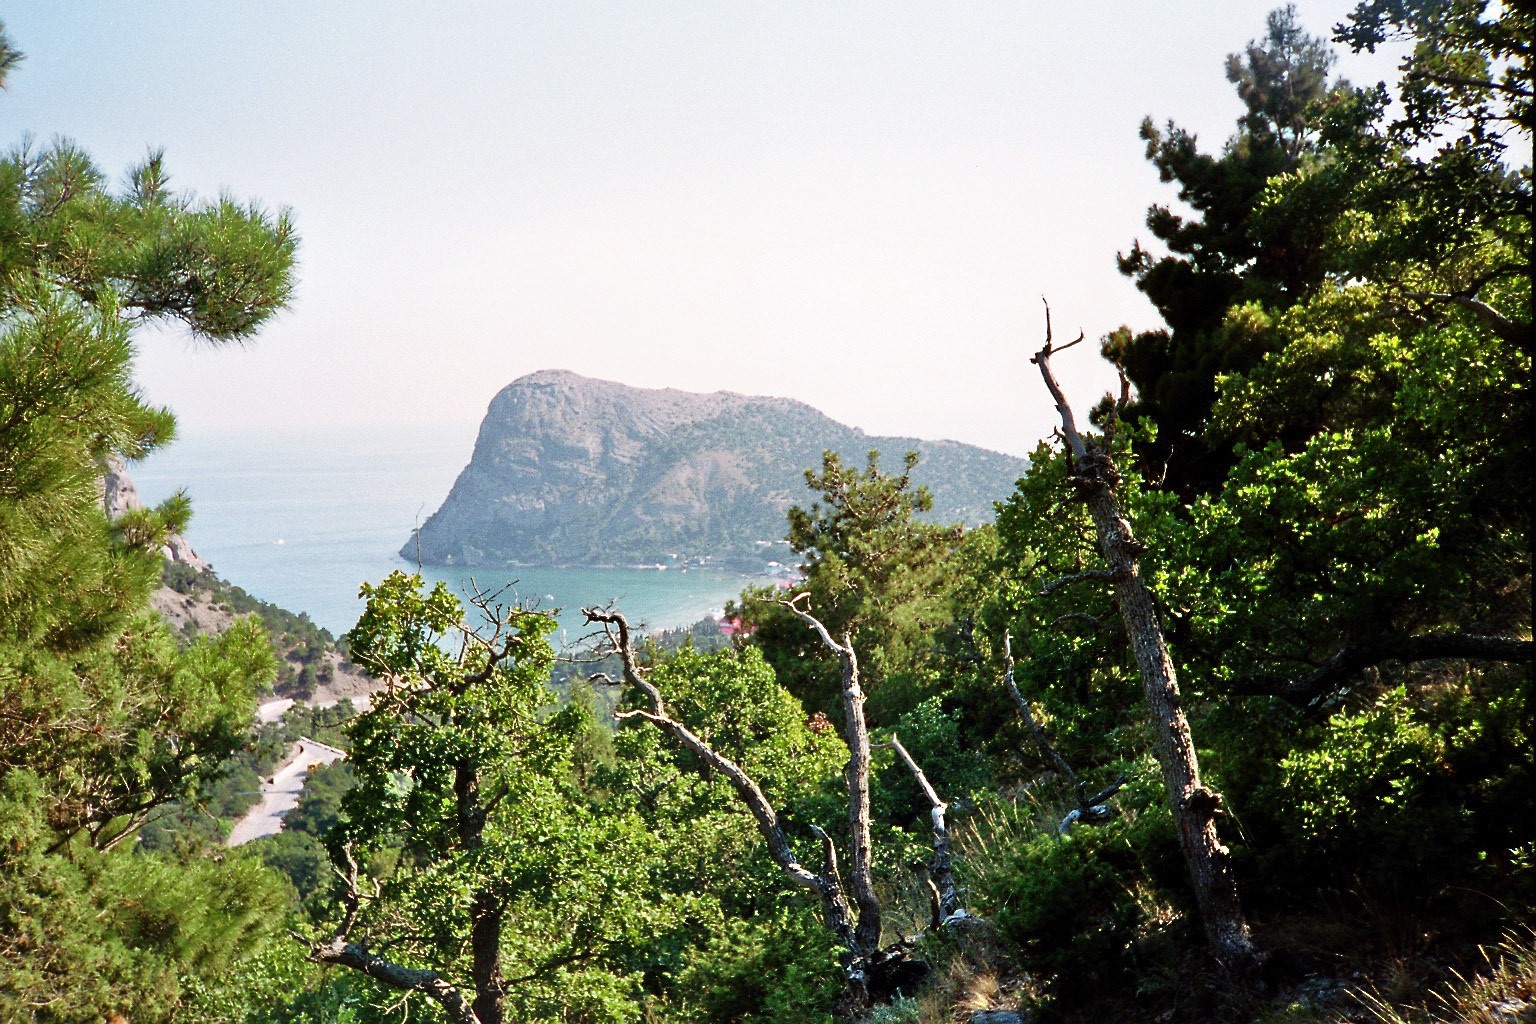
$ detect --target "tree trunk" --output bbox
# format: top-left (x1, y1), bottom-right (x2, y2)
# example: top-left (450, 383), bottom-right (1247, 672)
top-left (309, 938), bottom-right (482, 1024)
top-left (583, 606), bottom-right (870, 1005)
top-left (836, 628), bottom-right (884, 959)
top-left (1032, 323), bottom-right (1258, 973)
top-left (888, 734), bottom-right (959, 925)
top-left (457, 758), bottom-right (504, 1024)
top-left (469, 895), bottom-right (505, 1024)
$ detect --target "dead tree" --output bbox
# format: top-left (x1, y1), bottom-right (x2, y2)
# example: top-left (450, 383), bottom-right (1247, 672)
top-left (999, 631), bottom-right (1125, 833)
top-left (1030, 305), bottom-right (1259, 974)
top-left (583, 601), bottom-right (958, 1008)
top-left (781, 593), bottom-right (884, 960)
top-left (886, 733), bottom-right (962, 927)
top-left (583, 606), bottom-right (869, 1004)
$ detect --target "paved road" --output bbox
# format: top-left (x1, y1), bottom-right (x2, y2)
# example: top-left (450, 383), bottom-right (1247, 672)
top-left (256, 692), bottom-right (374, 724)
top-left (257, 698), bottom-right (295, 723)
top-left (225, 737), bottom-right (347, 847)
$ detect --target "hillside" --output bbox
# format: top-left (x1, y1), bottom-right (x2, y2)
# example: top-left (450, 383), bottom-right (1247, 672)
top-left (405, 370), bottom-right (1028, 569)
top-left (103, 459), bottom-right (376, 705)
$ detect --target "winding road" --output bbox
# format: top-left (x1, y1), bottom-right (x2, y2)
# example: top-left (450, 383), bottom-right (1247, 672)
top-left (225, 736), bottom-right (347, 847)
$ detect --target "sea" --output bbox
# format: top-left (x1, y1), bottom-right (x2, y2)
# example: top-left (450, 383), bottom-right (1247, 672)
top-left (132, 424), bottom-right (760, 648)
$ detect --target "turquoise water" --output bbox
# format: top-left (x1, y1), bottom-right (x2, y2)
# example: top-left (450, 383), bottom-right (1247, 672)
top-left (133, 425), bottom-right (758, 645)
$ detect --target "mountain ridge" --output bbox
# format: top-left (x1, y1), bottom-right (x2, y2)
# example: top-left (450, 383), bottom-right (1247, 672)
top-left (406, 370), bottom-right (1028, 570)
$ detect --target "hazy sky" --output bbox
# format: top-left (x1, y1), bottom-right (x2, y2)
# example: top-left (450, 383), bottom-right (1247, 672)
top-left (4, 2), bottom-right (1402, 457)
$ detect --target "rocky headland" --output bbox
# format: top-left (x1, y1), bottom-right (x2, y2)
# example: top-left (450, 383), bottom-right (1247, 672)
top-left (406, 370), bottom-right (1029, 570)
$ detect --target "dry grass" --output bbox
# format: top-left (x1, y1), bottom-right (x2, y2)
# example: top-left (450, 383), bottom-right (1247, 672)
top-left (1350, 928), bottom-right (1535, 1024)
top-left (871, 793), bottom-right (1051, 1023)
top-left (892, 922), bottom-right (1037, 1024)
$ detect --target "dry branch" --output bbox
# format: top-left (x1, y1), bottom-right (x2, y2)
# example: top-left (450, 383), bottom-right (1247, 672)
top-left (1232, 631), bottom-right (1535, 706)
top-left (1031, 301), bottom-right (1258, 973)
top-left (781, 592), bottom-right (884, 957)
top-left (999, 632), bottom-right (1125, 832)
top-left (886, 733), bottom-right (961, 925)
top-left (302, 844), bottom-right (482, 1024)
top-left (581, 607), bottom-right (863, 975)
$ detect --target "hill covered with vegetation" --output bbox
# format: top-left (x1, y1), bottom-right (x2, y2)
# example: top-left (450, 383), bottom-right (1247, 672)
top-left (1, 4), bottom-right (1531, 1024)
top-left (404, 369), bottom-right (1028, 569)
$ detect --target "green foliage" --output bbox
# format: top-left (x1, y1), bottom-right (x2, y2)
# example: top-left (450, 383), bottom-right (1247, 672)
top-left (976, 771), bottom-right (1186, 988)
top-left (981, 4), bottom-right (1530, 1009)
top-left (1279, 688), bottom-right (1447, 853)
top-left (1242, 670), bottom-right (1536, 911)
top-left (0, 7), bottom-right (1529, 1020)
top-left (597, 642), bottom-right (848, 924)
top-left (0, 24), bottom-right (298, 1020)
top-left (283, 761), bottom-right (354, 839)
top-left (0, 770), bottom-right (291, 1024)
top-left (1106, 4), bottom-right (1353, 492)
top-left (877, 698), bottom-right (988, 824)
top-left (735, 450), bottom-right (965, 726)
top-left (251, 830), bottom-right (333, 910)
top-left (180, 938), bottom-right (409, 1024)
top-left (667, 911), bottom-right (842, 1024)
top-left (314, 572), bottom-right (683, 1020)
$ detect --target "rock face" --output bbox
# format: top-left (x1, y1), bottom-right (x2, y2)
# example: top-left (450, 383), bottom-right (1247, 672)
top-left (406, 370), bottom-right (1029, 569)
top-left (101, 456), bottom-right (211, 572)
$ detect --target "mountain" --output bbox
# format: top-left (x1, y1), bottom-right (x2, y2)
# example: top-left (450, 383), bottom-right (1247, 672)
top-left (406, 370), bottom-right (1028, 570)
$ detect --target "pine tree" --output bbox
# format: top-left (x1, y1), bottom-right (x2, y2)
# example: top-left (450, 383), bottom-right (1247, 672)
top-left (1106, 5), bottom-right (1350, 493)
top-left (0, 20), bottom-right (300, 1019)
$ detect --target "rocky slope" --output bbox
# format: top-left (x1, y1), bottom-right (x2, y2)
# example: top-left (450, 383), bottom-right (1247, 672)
top-left (102, 459), bottom-right (377, 704)
top-left (407, 370), bottom-right (1029, 569)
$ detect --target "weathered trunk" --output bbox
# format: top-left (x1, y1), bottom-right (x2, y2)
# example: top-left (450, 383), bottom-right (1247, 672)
top-left (310, 938), bottom-right (482, 1024)
top-left (307, 843), bottom-right (485, 1023)
top-left (585, 603), bottom-right (960, 1010)
top-left (889, 734), bottom-right (959, 925)
top-left (1000, 631), bottom-right (1080, 787)
top-left (583, 606), bottom-right (870, 1004)
top-left (836, 629), bottom-right (884, 959)
top-left (1085, 479), bottom-right (1255, 967)
top-left (1033, 323), bottom-right (1258, 973)
top-left (469, 895), bottom-right (504, 1024)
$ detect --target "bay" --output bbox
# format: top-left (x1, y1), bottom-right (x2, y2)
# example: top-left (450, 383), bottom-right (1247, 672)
top-left (132, 424), bottom-right (758, 646)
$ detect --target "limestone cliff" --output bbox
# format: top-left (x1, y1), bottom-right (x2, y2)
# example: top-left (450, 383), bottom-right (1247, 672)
top-left (407, 370), bottom-right (1029, 569)
top-left (102, 456), bottom-right (210, 572)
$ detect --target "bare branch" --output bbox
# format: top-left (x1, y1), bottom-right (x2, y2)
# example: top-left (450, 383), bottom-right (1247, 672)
top-left (580, 606), bottom-right (856, 946)
top-left (1402, 290), bottom-right (1532, 350)
top-left (782, 592), bottom-right (849, 656)
top-left (1041, 567), bottom-right (1125, 595)
top-left (887, 733), bottom-right (960, 924)
top-left (307, 939), bottom-right (480, 1024)
top-left (1000, 631), bottom-right (1079, 788)
top-left (1031, 298), bottom-right (1092, 465)
top-left (1051, 611), bottom-right (1110, 631)
top-left (809, 823), bottom-right (845, 897)
top-left (780, 593), bottom-right (882, 955)
top-left (1231, 631), bottom-right (1534, 706)
top-left (303, 842), bottom-right (479, 1023)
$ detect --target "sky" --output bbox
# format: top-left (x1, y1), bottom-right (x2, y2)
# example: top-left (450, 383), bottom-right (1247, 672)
top-left (2, 2), bottom-right (1405, 458)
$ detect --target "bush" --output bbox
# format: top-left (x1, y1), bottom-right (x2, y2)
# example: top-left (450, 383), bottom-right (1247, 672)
top-left (671, 909), bottom-right (842, 1024)
top-left (250, 830), bottom-right (331, 907)
top-left (1240, 674), bottom-right (1536, 924)
top-left (975, 768), bottom-right (1186, 988)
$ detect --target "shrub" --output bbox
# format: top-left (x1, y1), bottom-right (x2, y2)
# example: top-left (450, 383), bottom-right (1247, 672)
top-left (671, 909), bottom-right (842, 1024)
top-left (972, 767), bottom-right (1185, 988)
